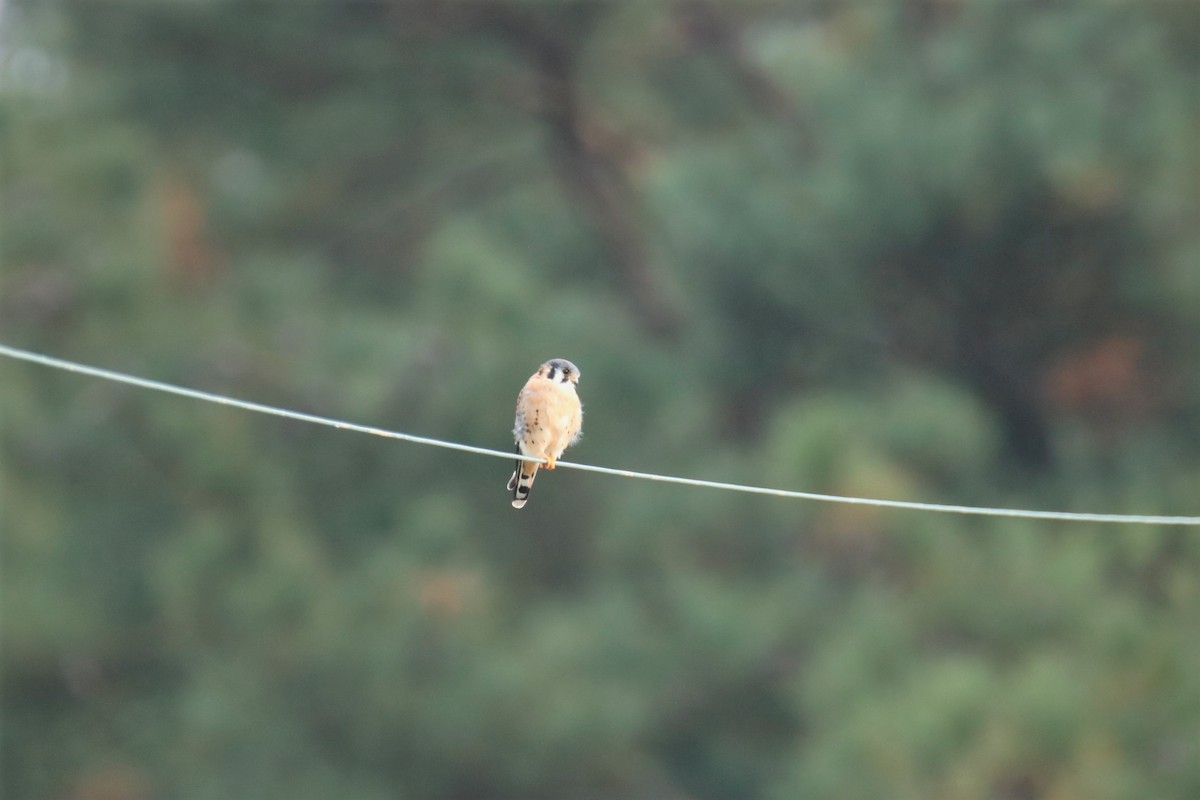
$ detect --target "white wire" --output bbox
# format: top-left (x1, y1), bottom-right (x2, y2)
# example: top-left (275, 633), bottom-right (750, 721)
top-left (2, 342), bottom-right (1198, 526)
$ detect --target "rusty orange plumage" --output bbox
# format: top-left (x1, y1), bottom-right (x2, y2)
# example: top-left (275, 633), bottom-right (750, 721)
top-left (507, 358), bottom-right (583, 508)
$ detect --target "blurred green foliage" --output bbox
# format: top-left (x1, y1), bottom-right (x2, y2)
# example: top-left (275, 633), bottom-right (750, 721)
top-left (3, 1), bottom-right (1199, 798)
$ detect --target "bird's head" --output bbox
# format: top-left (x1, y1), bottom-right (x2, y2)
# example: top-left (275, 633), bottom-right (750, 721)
top-left (541, 358), bottom-right (580, 385)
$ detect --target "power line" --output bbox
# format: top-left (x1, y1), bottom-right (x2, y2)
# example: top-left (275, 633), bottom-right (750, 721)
top-left (2, 342), bottom-right (1197, 526)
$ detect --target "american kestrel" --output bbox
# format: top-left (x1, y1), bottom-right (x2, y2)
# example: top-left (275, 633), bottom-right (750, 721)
top-left (507, 358), bottom-right (583, 508)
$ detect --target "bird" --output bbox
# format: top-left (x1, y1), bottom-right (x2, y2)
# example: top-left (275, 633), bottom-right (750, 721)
top-left (507, 358), bottom-right (583, 508)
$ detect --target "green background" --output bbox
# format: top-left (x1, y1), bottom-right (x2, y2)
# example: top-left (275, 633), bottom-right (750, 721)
top-left (3, 2), bottom-right (1199, 798)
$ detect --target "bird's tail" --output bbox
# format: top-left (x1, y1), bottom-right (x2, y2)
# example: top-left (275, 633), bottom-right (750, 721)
top-left (507, 451), bottom-right (539, 509)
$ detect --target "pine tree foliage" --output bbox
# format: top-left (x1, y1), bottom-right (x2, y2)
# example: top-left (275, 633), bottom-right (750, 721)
top-left (3, 1), bottom-right (1199, 798)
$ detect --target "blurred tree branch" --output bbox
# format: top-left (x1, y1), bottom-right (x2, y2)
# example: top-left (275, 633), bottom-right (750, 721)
top-left (481, 2), bottom-right (685, 339)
